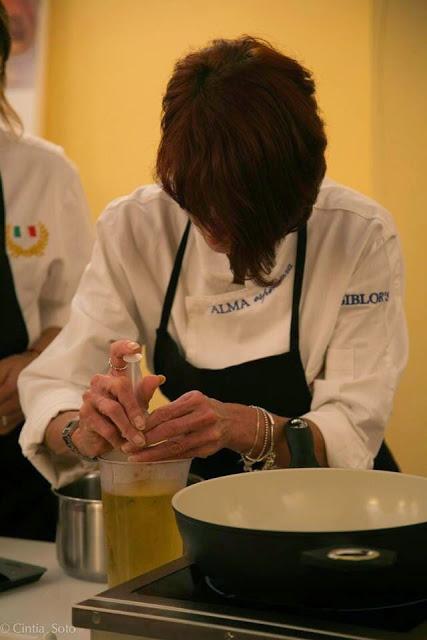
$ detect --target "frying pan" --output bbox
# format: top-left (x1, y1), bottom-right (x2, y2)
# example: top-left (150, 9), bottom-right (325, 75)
top-left (173, 422), bottom-right (427, 605)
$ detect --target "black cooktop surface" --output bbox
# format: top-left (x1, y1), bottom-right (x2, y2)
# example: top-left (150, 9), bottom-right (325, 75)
top-left (73, 557), bottom-right (427, 640)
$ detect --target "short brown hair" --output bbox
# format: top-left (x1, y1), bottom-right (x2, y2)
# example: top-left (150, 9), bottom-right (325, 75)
top-left (156, 36), bottom-right (327, 286)
top-left (0, 1), bottom-right (22, 133)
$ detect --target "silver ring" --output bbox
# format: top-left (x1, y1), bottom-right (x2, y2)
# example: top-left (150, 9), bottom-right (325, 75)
top-left (1, 416), bottom-right (8, 428)
top-left (108, 357), bottom-right (128, 371)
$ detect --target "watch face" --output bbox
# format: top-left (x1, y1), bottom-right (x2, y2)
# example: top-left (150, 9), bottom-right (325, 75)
top-left (289, 418), bottom-right (308, 429)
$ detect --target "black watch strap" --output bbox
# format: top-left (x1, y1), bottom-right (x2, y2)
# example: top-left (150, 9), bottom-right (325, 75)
top-left (62, 419), bottom-right (98, 462)
top-left (285, 418), bottom-right (320, 468)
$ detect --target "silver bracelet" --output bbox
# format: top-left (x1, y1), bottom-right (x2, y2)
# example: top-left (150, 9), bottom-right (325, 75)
top-left (241, 405), bottom-right (260, 472)
top-left (261, 409), bottom-right (277, 470)
top-left (243, 406), bottom-right (260, 458)
top-left (241, 406), bottom-right (275, 471)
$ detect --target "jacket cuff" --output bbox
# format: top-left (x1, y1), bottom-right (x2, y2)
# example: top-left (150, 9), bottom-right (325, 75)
top-left (19, 394), bottom-right (91, 488)
top-left (302, 407), bottom-right (374, 469)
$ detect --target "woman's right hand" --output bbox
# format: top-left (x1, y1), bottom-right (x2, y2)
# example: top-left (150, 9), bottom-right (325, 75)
top-left (72, 340), bottom-right (165, 460)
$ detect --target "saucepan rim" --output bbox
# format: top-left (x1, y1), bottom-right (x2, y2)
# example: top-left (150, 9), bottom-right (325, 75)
top-left (52, 471), bottom-right (103, 504)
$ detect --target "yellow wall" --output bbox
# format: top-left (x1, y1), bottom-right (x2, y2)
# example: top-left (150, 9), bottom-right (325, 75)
top-left (372, 0), bottom-right (427, 475)
top-left (44, 0), bottom-right (373, 215)
top-left (43, 1), bottom-right (425, 474)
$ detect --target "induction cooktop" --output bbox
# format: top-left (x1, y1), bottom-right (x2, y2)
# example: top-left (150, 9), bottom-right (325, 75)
top-left (73, 556), bottom-right (427, 640)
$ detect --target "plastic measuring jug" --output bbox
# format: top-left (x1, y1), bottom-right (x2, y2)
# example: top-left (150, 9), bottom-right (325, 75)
top-left (99, 353), bottom-right (191, 586)
top-left (99, 452), bottom-right (191, 586)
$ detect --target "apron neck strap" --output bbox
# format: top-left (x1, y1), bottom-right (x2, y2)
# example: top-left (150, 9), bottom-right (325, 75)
top-left (159, 219), bottom-right (191, 331)
top-left (290, 224), bottom-right (307, 352)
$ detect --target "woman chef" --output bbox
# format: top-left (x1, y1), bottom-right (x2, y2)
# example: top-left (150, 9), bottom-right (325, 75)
top-left (0, 2), bottom-right (93, 538)
top-left (18, 36), bottom-right (408, 488)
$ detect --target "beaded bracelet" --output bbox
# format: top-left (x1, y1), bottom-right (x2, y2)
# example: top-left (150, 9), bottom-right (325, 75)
top-left (261, 409), bottom-right (277, 470)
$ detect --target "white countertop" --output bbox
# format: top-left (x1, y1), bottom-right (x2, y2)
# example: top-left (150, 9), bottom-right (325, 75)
top-left (0, 537), bottom-right (107, 640)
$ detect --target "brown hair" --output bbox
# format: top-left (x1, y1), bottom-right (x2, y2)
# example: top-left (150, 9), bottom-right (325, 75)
top-left (156, 36), bottom-right (327, 286)
top-left (0, 1), bottom-right (22, 133)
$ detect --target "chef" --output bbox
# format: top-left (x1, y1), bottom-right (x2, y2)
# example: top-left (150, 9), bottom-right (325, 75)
top-left (0, 2), bottom-right (93, 538)
top-left (18, 36), bottom-right (408, 488)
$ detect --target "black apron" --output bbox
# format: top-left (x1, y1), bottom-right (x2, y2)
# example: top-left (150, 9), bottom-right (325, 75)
top-left (0, 173), bottom-right (58, 541)
top-left (154, 221), bottom-right (398, 477)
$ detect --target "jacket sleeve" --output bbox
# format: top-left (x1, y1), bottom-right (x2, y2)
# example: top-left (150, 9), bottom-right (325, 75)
top-left (18, 209), bottom-right (141, 487)
top-left (38, 164), bottom-right (94, 330)
top-left (304, 224), bottom-right (408, 469)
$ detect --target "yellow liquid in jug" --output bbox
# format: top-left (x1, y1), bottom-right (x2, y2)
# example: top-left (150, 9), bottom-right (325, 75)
top-left (102, 485), bottom-right (183, 587)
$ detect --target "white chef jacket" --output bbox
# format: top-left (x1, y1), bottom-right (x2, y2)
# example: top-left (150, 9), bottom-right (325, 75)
top-left (0, 130), bottom-right (93, 344)
top-left (18, 178), bottom-right (408, 487)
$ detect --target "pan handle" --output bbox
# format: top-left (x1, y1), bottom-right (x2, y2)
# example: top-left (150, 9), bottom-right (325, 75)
top-left (301, 546), bottom-right (397, 572)
top-left (285, 419), bottom-right (321, 468)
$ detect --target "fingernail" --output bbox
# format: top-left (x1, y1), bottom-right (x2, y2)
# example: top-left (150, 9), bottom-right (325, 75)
top-left (133, 433), bottom-right (146, 446)
top-left (128, 455), bottom-right (141, 462)
top-left (127, 341), bottom-right (140, 349)
top-left (158, 375), bottom-right (166, 385)
top-left (134, 415), bottom-right (145, 430)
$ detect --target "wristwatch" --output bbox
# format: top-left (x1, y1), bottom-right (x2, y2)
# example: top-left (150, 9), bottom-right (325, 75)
top-left (285, 417), bottom-right (320, 468)
top-left (288, 417), bottom-right (310, 430)
top-left (62, 419), bottom-right (98, 462)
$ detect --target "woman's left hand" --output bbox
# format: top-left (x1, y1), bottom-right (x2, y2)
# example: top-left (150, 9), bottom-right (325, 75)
top-left (121, 390), bottom-right (256, 461)
top-left (0, 352), bottom-right (37, 435)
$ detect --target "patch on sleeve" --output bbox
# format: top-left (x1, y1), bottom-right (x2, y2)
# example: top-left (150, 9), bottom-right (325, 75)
top-left (6, 222), bottom-right (49, 257)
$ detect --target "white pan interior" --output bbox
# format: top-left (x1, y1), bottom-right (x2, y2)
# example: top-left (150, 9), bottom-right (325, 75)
top-left (172, 469), bottom-right (427, 532)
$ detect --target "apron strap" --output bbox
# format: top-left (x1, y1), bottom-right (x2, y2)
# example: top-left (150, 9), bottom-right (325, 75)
top-left (159, 220), bottom-right (191, 332)
top-left (0, 173), bottom-right (29, 358)
top-left (290, 224), bottom-right (307, 353)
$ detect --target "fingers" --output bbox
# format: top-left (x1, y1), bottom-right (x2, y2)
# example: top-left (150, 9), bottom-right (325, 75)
top-left (75, 339), bottom-right (160, 457)
top-left (79, 406), bottom-right (127, 450)
top-left (143, 407), bottom-right (214, 445)
top-left (127, 425), bottom-right (221, 462)
top-left (0, 374), bottom-right (16, 405)
top-left (0, 359), bottom-right (10, 386)
top-left (86, 375), bottom-right (146, 443)
top-left (0, 410), bottom-right (24, 435)
top-left (0, 354), bottom-right (35, 400)
top-left (144, 390), bottom-right (202, 432)
top-left (73, 412), bottom-right (117, 459)
top-left (0, 374), bottom-right (16, 404)
top-left (0, 390), bottom-right (20, 416)
top-left (91, 374), bottom-right (144, 427)
top-left (93, 394), bottom-right (146, 447)
top-left (124, 390), bottom-right (217, 458)
top-left (109, 339), bottom-right (141, 375)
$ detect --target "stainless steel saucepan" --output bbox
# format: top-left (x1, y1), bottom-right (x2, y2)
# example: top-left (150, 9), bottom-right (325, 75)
top-left (53, 472), bottom-right (107, 582)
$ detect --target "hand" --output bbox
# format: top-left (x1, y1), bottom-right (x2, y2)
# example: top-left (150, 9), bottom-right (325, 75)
top-left (0, 352), bottom-right (37, 435)
top-left (121, 390), bottom-right (257, 462)
top-left (72, 339), bottom-right (165, 459)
